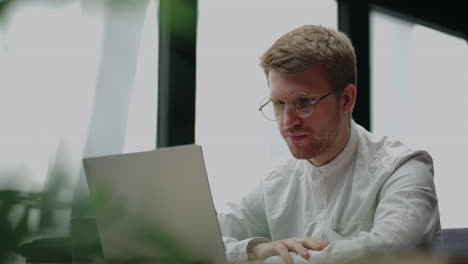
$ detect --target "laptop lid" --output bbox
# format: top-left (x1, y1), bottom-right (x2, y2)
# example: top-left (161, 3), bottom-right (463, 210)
top-left (83, 145), bottom-right (227, 264)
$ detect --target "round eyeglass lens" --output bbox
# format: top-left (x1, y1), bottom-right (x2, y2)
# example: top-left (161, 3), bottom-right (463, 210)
top-left (292, 93), bottom-right (315, 118)
top-left (260, 97), bottom-right (279, 121)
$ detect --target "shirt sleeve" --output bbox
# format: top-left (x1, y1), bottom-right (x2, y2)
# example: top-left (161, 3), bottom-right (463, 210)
top-left (217, 181), bottom-right (272, 264)
top-left (266, 153), bottom-right (441, 264)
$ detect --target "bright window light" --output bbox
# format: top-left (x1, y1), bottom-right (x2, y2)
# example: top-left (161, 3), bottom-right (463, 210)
top-left (371, 10), bottom-right (468, 228)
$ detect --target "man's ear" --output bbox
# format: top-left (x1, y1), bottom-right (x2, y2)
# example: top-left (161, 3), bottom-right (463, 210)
top-left (341, 84), bottom-right (357, 114)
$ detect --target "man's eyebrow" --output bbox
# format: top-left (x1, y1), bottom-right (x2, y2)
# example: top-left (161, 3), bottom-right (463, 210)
top-left (270, 96), bottom-right (285, 103)
top-left (271, 92), bottom-right (321, 101)
top-left (304, 91), bottom-right (322, 96)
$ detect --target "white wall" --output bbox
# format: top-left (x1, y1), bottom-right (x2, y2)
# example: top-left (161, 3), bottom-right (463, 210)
top-left (196, 0), bottom-right (337, 211)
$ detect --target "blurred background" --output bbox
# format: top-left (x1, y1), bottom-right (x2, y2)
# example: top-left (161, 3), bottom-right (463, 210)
top-left (0, 0), bottom-right (467, 262)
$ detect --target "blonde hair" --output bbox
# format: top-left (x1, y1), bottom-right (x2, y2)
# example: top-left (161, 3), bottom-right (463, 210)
top-left (260, 25), bottom-right (357, 90)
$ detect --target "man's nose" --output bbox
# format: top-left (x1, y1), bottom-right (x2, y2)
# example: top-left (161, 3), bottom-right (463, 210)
top-left (281, 104), bottom-right (302, 128)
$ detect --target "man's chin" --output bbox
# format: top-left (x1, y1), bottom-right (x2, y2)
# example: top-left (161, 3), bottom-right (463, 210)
top-left (287, 140), bottom-right (326, 159)
top-left (288, 147), bottom-right (314, 160)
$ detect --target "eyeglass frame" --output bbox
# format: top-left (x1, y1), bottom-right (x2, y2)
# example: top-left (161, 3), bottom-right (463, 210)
top-left (258, 87), bottom-right (343, 121)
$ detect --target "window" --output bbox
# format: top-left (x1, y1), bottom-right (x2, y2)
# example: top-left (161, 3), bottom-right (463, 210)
top-left (371, 10), bottom-right (468, 228)
top-left (0, 0), bottom-right (158, 207)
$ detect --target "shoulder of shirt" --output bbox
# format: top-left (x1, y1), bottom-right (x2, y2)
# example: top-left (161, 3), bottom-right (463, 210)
top-left (354, 122), bottom-right (433, 172)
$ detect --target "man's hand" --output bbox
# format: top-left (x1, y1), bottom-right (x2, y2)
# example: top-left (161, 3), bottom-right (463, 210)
top-left (249, 237), bottom-right (329, 264)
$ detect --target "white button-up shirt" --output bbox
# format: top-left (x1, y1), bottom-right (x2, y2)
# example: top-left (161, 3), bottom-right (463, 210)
top-left (218, 121), bottom-right (441, 264)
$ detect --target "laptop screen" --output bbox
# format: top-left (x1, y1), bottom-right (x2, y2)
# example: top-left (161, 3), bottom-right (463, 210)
top-left (83, 145), bottom-right (227, 264)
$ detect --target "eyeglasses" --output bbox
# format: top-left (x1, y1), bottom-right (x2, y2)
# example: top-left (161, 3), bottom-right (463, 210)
top-left (259, 88), bottom-right (341, 121)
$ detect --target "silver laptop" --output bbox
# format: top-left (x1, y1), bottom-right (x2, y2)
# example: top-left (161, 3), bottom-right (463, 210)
top-left (83, 144), bottom-right (227, 264)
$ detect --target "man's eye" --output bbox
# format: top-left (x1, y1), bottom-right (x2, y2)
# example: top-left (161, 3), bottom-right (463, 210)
top-left (296, 97), bottom-right (314, 109)
top-left (298, 97), bottom-right (312, 104)
top-left (272, 101), bottom-right (284, 107)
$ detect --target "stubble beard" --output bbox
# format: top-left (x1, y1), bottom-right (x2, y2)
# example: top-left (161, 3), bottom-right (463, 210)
top-left (283, 116), bottom-right (342, 161)
top-left (286, 132), bottom-right (333, 160)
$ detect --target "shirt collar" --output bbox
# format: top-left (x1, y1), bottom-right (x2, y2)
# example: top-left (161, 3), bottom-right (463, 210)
top-left (306, 120), bottom-right (359, 175)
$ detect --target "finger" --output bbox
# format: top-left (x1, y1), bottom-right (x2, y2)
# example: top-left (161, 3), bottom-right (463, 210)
top-left (312, 238), bottom-right (330, 246)
top-left (300, 238), bottom-right (327, 251)
top-left (275, 243), bottom-right (294, 264)
top-left (283, 240), bottom-right (310, 259)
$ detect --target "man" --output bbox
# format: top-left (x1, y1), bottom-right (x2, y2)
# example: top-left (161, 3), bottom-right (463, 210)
top-left (218, 25), bottom-right (441, 264)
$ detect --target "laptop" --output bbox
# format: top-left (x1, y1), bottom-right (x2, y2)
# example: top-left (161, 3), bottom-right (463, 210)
top-left (83, 144), bottom-right (227, 264)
